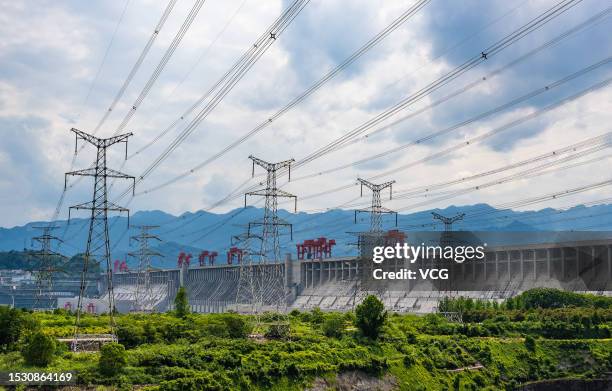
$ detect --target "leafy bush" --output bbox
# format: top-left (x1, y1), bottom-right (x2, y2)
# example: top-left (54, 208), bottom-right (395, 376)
top-left (355, 295), bottom-right (387, 339)
top-left (158, 372), bottom-right (229, 391)
top-left (264, 323), bottom-right (290, 339)
top-left (99, 342), bottom-right (127, 376)
top-left (310, 307), bottom-right (324, 324)
top-left (21, 331), bottom-right (55, 366)
top-left (525, 335), bottom-right (536, 352)
top-left (322, 314), bottom-right (344, 338)
top-left (403, 352), bottom-right (416, 368)
top-left (223, 314), bottom-right (252, 338)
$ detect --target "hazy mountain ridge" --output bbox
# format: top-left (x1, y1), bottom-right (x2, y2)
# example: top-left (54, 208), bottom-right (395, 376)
top-left (1, 203), bottom-right (610, 269)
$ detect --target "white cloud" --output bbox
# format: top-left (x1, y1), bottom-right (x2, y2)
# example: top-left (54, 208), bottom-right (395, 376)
top-left (0, 0), bottom-right (610, 228)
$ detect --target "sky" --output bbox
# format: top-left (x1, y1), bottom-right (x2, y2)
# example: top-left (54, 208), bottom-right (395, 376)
top-left (0, 0), bottom-right (611, 228)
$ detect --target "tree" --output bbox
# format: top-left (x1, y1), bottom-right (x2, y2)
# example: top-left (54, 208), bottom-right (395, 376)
top-left (174, 286), bottom-right (189, 318)
top-left (99, 342), bottom-right (127, 376)
top-left (355, 295), bottom-right (387, 339)
top-left (0, 307), bottom-right (39, 351)
top-left (22, 331), bottom-right (55, 366)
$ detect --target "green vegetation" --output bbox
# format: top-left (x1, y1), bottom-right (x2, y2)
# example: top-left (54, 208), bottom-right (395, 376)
top-left (173, 286), bottom-right (189, 318)
top-left (2, 289), bottom-right (612, 390)
top-left (21, 331), bottom-right (56, 366)
top-left (99, 342), bottom-right (127, 376)
top-left (0, 306), bottom-right (39, 351)
top-left (355, 295), bottom-right (387, 339)
top-left (0, 251), bottom-right (99, 275)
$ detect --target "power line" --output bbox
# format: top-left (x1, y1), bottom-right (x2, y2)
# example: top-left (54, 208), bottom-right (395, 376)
top-left (136, 0), bottom-right (431, 194)
top-left (128, 0), bottom-right (249, 151)
top-left (75, 0), bottom-right (133, 124)
top-left (291, 11), bottom-right (612, 181)
top-left (291, 0), bottom-right (585, 171)
top-left (296, 69), bottom-right (612, 203)
top-left (150, 3), bottom-right (610, 222)
top-left (93, 0), bottom-right (179, 134)
top-left (110, 0), bottom-right (207, 136)
top-left (116, 0), bottom-right (310, 202)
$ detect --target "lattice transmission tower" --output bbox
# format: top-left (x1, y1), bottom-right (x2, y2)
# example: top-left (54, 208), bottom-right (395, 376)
top-left (354, 178), bottom-right (397, 232)
top-left (128, 225), bottom-right (163, 312)
top-left (65, 128), bottom-right (134, 345)
top-left (238, 155), bottom-right (296, 313)
top-left (353, 178), bottom-right (397, 307)
top-left (431, 212), bottom-right (465, 308)
top-left (30, 226), bottom-right (66, 309)
top-left (234, 230), bottom-right (264, 312)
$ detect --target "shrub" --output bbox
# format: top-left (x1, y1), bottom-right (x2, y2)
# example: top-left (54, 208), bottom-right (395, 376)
top-left (99, 342), bottom-right (127, 376)
top-left (264, 323), bottom-right (290, 340)
top-left (158, 372), bottom-right (228, 391)
top-left (322, 314), bottom-right (344, 338)
top-left (223, 315), bottom-right (252, 338)
top-left (355, 295), bottom-right (387, 339)
top-left (453, 374), bottom-right (461, 390)
top-left (310, 307), bottom-right (324, 324)
top-left (525, 335), bottom-right (537, 352)
top-left (21, 331), bottom-right (55, 366)
top-left (403, 352), bottom-right (416, 368)
top-left (174, 286), bottom-right (189, 318)
top-left (116, 323), bottom-right (145, 348)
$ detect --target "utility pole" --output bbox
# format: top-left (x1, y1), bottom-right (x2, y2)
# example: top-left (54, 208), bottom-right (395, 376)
top-left (354, 178), bottom-right (397, 232)
top-left (240, 155), bottom-right (296, 313)
top-left (65, 128), bottom-right (134, 348)
top-left (128, 225), bottom-right (163, 312)
top-left (30, 226), bottom-right (66, 309)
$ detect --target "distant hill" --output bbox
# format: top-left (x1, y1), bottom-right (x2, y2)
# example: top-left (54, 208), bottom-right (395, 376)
top-left (1, 203), bottom-right (611, 269)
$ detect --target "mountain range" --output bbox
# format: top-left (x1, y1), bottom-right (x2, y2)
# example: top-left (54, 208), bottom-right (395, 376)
top-left (1, 202), bottom-right (611, 269)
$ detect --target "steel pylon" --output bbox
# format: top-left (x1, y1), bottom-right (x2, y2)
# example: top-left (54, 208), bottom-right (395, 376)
top-left (239, 155), bottom-right (296, 313)
top-left (354, 178), bottom-right (397, 233)
top-left (128, 225), bottom-right (163, 312)
top-left (65, 128), bottom-right (134, 349)
top-left (29, 226), bottom-right (67, 309)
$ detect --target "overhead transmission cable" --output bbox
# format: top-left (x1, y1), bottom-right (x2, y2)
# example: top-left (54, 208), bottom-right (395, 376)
top-left (49, 0), bottom-right (178, 234)
top-left (292, 11), bottom-right (612, 181)
top-left (297, 71), bottom-right (612, 202)
top-left (77, 0), bottom-right (133, 124)
top-left (116, 0), bottom-right (311, 202)
top-left (105, 0), bottom-right (311, 244)
top-left (291, 0), bottom-right (585, 171)
top-left (111, 0), bottom-right (207, 136)
top-left (166, 4), bottom-right (608, 246)
top-left (192, 0), bottom-right (594, 211)
top-left (297, 131), bottom-right (612, 212)
top-left (128, 0), bottom-right (249, 149)
top-left (135, 0), bottom-right (432, 194)
top-left (93, 0), bottom-right (179, 134)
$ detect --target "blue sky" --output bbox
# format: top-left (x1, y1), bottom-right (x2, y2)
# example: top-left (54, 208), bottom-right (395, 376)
top-left (0, 0), bottom-right (611, 228)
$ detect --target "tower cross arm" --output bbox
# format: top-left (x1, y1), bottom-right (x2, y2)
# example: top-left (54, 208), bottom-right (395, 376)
top-left (70, 128), bottom-right (133, 154)
top-left (248, 155), bottom-right (295, 172)
top-left (357, 178), bottom-right (395, 191)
